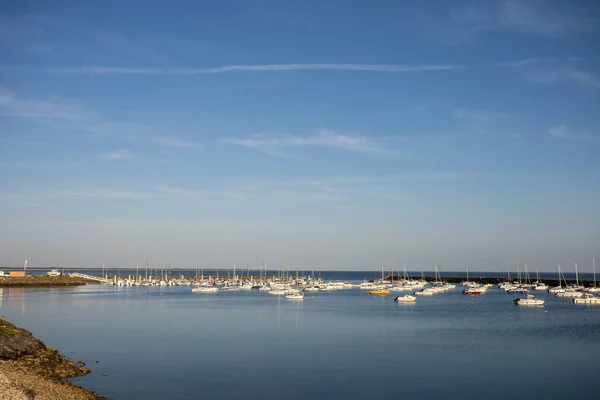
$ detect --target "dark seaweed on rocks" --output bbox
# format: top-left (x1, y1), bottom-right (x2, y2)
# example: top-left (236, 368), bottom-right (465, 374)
top-left (0, 317), bottom-right (100, 399)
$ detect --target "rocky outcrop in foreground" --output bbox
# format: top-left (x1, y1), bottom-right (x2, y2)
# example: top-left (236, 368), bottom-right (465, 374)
top-left (0, 317), bottom-right (100, 400)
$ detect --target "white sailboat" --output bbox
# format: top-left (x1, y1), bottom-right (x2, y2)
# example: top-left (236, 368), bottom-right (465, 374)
top-left (192, 285), bottom-right (218, 293)
top-left (285, 291), bottom-right (304, 300)
top-left (533, 268), bottom-right (548, 290)
top-left (549, 264), bottom-right (566, 293)
top-left (286, 270), bottom-right (304, 300)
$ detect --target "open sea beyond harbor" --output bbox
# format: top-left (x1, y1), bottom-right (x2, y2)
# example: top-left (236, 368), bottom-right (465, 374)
top-left (1, 272), bottom-right (599, 400)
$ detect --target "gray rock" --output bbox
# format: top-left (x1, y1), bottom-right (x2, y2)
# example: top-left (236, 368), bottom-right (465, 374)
top-left (0, 324), bottom-right (46, 360)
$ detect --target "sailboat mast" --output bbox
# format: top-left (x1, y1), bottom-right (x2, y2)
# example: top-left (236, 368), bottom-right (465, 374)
top-left (557, 263), bottom-right (562, 288)
top-left (575, 262), bottom-right (579, 286)
top-left (593, 257), bottom-right (597, 288)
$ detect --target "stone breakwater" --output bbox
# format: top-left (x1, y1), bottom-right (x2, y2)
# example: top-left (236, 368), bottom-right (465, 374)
top-left (0, 276), bottom-right (96, 287)
top-left (0, 317), bottom-right (100, 400)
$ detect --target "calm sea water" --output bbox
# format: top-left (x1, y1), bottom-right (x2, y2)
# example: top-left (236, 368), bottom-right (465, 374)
top-left (1, 283), bottom-right (599, 400)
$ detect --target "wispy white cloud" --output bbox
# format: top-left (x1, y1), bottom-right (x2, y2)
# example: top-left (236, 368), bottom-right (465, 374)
top-left (224, 130), bottom-right (395, 156)
top-left (0, 87), bottom-right (199, 160)
top-left (5, 170), bottom-right (501, 211)
top-left (416, 0), bottom-right (598, 44)
top-left (2, 58), bottom-right (569, 76)
top-left (155, 186), bottom-right (259, 200)
top-left (0, 13), bottom-right (55, 54)
top-left (453, 108), bottom-right (510, 122)
top-left (491, 58), bottom-right (564, 68)
top-left (240, 172), bottom-right (501, 203)
top-left (567, 70), bottom-right (600, 90)
top-left (92, 29), bottom-right (171, 65)
top-left (86, 122), bottom-right (198, 149)
top-left (42, 189), bottom-right (163, 200)
top-left (5, 58), bottom-right (588, 99)
top-left (101, 149), bottom-right (136, 160)
top-left (0, 86), bottom-right (91, 119)
top-left (155, 136), bottom-right (198, 148)
top-left (523, 65), bottom-right (600, 91)
top-left (548, 125), bottom-right (599, 141)
top-left (7, 63), bottom-right (461, 75)
top-left (499, 0), bottom-right (597, 36)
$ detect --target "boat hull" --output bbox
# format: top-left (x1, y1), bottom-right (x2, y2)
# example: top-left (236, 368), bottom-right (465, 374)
top-left (395, 296), bottom-right (416, 303)
top-left (368, 290), bottom-right (390, 295)
top-left (514, 299), bottom-right (545, 306)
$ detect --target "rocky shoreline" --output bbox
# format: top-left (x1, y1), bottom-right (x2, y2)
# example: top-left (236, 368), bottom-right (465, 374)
top-left (0, 276), bottom-right (96, 287)
top-left (0, 317), bottom-right (101, 400)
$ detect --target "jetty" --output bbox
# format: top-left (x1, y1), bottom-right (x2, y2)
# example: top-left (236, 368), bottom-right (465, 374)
top-left (0, 275), bottom-right (96, 287)
top-left (69, 272), bottom-right (112, 284)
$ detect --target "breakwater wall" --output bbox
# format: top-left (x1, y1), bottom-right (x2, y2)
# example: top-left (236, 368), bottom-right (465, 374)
top-left (0, 276), bottom-right (96, 287)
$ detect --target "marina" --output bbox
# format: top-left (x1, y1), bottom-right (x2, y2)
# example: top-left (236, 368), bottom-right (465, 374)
top-left (1, 275), bottom-right (599, 400)
top-left (4, 264), bottom-right (600, 312)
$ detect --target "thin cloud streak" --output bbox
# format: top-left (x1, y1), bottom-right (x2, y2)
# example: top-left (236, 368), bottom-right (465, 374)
top-left (224, 131), bottom-right (396, 156)
top-left (6, 170), bottom-right (502, 209)
top-left (421, 0), bottom-right (599, 44)
top-left (524, 66), bottom-right (600, 91)
top-left (44, 189), bottom-right (164, 200)
top-left (101, 149), bottom-right (136, 160)
top-left (548, 125), bottom-right (599, 141)
top-left (1, 58), bottom-right (565, 76)
top-left (13, 63), bottom-right (463, 75)
top-left (567, 70), bottom-right (600, 90)
top-left (155, 136), bottom-right (198, 148)
top-left (453, 108), bottom-right (510, 122)
top-left (0, 86), bottom-right (91, 119)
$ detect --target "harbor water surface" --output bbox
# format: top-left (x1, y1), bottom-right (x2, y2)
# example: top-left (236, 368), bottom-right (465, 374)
top-left (1, 279), bottom-right (599, 399)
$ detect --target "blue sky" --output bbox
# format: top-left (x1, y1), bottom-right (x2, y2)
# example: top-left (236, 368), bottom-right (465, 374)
top-left (1, 0), bottom-right (599, 271)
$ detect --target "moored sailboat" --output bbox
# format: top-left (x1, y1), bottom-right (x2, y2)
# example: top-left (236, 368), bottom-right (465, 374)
top-left (588, 257), bottom-right (600, 293)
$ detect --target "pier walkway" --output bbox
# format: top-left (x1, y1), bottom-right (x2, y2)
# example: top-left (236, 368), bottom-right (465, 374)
top-left (68, 273), bottom-right (111, 284)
